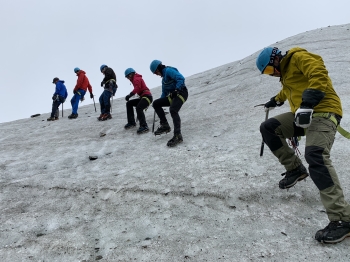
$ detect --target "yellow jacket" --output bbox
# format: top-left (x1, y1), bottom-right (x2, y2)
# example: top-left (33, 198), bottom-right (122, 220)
top-left (275, 47), bottom-right (342, 116)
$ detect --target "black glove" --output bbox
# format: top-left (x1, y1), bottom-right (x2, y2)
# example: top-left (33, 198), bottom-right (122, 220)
top-left (125, 92), bottom-right (134, 101)
top-left (264, 96), bottom-right (284, 111)
top-left (90, 93), bottom-right (94, 99)
top-left (52, 95), bottom-right (56, 101)
top-left (101, 81), bottom-right (105, 87)
top-left (73, 90), bottom-right (77, 94)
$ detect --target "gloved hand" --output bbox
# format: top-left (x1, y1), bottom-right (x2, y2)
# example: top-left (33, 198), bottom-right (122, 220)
top-left (125, 92), bottom-right (134, 101)
top-left (73, 90), bottom-right (77, 94)
top-left (101, 81), bottom-right (105, 87)
top-left (90, 93), bottom-right (94, 99)
top-left (52, 95), bottom-right (57, 101)
top-left (295, 107), bottom-right (313, 128)
top-left (264, 96), bottom-right (284, 112)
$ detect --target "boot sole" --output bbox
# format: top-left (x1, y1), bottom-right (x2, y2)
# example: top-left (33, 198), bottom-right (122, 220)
top-left (280, 173), bottom-right (309, 189)
top-left (154, 129), bottom-right (171, 136)
top-left (167, 140), bottom-right (183, 147)
top-left (125, 126), bottom-right (136, 129)
top-left (137, 130), bottom-right (149, 134)
top-left (100, 116), bottom-right (112, 121)
top-left (318, 232), bottom-right (350, 244)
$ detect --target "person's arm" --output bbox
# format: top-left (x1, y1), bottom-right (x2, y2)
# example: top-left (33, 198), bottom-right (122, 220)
top-left (167, 68), bottom-right (185, 89)
top-left (294, 51), bottom-right (326, 107)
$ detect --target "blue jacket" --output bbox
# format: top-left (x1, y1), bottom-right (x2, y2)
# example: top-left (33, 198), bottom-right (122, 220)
top-left (54, 80), bottom-right (68, 99)
top-left (161, 67), bottom-right (185, 98)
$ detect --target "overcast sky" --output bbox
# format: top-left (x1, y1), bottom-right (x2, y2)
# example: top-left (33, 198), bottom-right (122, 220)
top-left (1, 0), bottom-right (350, 123)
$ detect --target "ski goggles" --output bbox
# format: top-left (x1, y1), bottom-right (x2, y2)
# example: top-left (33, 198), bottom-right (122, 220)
top-left (262, 65), bottom-right (275, 75)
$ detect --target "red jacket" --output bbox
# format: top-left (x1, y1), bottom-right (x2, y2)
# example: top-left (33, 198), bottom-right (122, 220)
top-left (130, 73), bottom-right (152, 97)
top-left (74, 70), bottom-right (93, 93)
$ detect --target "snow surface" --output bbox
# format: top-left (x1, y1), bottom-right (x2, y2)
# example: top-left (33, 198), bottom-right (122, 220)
top-left (1, 24), bottom-right (350, 262)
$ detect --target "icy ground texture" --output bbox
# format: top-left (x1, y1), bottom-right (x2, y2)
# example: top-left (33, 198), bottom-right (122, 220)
top-left (1, 24), bottom-right (350, 261)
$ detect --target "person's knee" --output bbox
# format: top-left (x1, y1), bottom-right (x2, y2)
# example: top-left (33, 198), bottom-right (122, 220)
top-left (260, 118), bottom-right (280, 135)
top-left (170, 107), bottom-right (178, 116)
top-left (152, 99), bottom-right (161, 109)
top-left (305, 146), bottom-right (324, 165)
top-left (305, 145), bottom-right (334, 190)
top-left (136, 105), bottom-right (143, 113)
top-left (260, 118), bottom-right (283, 151)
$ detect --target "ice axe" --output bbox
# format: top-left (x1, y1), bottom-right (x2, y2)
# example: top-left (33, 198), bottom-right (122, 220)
top-left (92, 96), bottom-right (97, 112)
top-left (260, 109), bottom-right (270, 156)
top-left (254, 103), bottom-right (269, 156)
top-left (152, 110), bottom-right (156, 133)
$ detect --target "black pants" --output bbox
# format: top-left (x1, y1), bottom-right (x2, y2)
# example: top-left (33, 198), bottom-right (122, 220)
top-left (50, 96), bottom-right (65, 118)
top-left (152, 88), bottom-right (188, 134)
top-left (126, 96), bottom-right (153, 126)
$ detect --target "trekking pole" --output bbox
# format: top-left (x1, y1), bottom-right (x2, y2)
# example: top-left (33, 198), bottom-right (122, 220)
top-left (152, 110), bottom-right (156, 133)
top-left (92, 96), bottom-right (97, 112)
top-left (260, 108), bottom-right (269, 157)
top-left (62, 103), bottom-right (63, 117)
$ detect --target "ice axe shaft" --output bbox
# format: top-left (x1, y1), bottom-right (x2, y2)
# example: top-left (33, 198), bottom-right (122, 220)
top-left (260, 109), bottom-right (269, 157)
top-left (152, 110), bottom-right (156, 133)
top-left (92, 96), bottom-right (97, 112)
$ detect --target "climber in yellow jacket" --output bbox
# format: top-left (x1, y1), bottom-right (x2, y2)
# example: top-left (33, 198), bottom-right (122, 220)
top-left (256, 47), bottom-right (350, 244)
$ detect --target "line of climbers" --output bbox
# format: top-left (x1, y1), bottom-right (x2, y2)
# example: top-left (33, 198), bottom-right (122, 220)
top-left (47, 47), bottom-right (350, 244)
top-left (48, 60), bottom-right (188, 147)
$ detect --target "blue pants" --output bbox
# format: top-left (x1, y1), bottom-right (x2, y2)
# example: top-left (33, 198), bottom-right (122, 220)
top-left (99, 88), bottom-right (116, 114)
top-left (70, 90), bottom-right (86, 114)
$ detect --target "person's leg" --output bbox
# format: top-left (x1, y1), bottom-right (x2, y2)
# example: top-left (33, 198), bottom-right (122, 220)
top-left (152, 97), bottom-right (170, 123)
top-left (71, 93), bottom-right (81, 114)
top-left (102, 90), bottom-right (112, 115)
top-left (306, 116), bottom-right (350, 243)
top-left (260, 112), bottom-right (304, 170)
top-left (126, 99), bottom-right (139, 124)
top-left (152, 97), bottom-right (171, 135)
top-left (50, 100), bottom-right (59, 118)
top-left (169, 89), bottom-right (188, 135)
top-left (260, 112), bottom-right (308, 188)
top-left (99, 92), bottom-right (105, 114)
top-left (54, 102), bottom-right (60, 119)
top-left (136, 97), bottom-right (152, 127)
top-left (305, 117), bottom-right (350, 220)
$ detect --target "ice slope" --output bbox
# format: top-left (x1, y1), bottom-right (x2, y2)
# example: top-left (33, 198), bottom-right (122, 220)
top-left (1, 24), bottom-right (350, 261)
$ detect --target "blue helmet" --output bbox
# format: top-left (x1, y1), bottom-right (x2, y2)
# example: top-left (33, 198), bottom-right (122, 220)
top-left (124, 68), bottom-right (136, 77)
top-left (150, 60), bottom-right (162, 73)
top-left (256, 47), bottom-right (281, 73)
top-left (74, 67), bottom-right (80, 73)
top-left (100, 64), bottom-right (107, 72)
